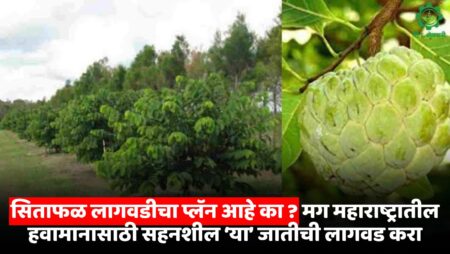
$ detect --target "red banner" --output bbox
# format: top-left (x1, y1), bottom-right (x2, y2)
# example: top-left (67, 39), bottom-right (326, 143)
top-left (9, 197), bottom-right (300, 226)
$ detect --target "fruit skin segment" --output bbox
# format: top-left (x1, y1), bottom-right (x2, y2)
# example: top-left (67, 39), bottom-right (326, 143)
top-left (298, 46), bottom-right (450, 196)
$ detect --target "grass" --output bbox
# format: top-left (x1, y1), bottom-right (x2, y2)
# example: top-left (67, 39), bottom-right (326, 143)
top-left (0, 130), bottom-right (281, 199)
top-left (0, 130), bottom-right (116, 200)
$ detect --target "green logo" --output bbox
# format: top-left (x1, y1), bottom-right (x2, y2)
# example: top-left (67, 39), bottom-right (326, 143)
top-left (416, 2), bottom-right (444, 30)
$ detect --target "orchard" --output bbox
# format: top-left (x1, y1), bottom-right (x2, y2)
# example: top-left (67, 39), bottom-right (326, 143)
top-left (0, 14), bottom-right (281, 195)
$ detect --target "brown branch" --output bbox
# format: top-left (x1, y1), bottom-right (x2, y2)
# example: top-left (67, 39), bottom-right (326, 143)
top-left (367, 0), bottom-right (403, 56)
top-left (300, 28), bottom-right (369, 93)
top-left (300, 0), bottom-right (403, 92)
top-left (398, 6), bottom-right (420, 13)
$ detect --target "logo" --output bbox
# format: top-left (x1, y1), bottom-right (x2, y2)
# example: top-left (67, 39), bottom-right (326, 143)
top-left (414, 2), bottom-right (446, 37)
top-left (416, 2), bottom-right (444, 30)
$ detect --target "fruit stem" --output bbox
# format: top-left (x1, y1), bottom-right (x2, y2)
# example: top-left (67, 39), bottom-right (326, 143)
top-left (300, 27), bottom-right (369, 93)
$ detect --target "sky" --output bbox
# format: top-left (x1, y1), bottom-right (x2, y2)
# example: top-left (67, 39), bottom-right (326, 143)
top-left (0, 0), bottom-right (280, 101)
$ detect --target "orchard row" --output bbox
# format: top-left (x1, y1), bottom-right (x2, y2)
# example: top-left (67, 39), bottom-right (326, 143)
top-left (0, 15), bottom-right (281, 195)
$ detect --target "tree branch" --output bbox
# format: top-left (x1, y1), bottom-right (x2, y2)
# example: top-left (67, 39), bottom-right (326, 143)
top-left (300, 0), bottom-right (403, 92)
top-left (300, 28), bottom-right (369, 92)
top-left (367, 0), bottom-right (403, 56)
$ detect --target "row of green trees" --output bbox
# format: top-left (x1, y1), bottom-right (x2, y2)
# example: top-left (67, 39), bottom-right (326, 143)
top-left (0, 14), bottom-right (280, 195)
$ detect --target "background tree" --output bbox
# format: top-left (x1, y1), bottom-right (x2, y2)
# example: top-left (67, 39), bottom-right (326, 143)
top-left (255, 21), bottom-right (281, 114)
top-left (222, 13), bottom-right (256, 88)
top-left (74, 58), bottom-right (111, 96)
top-left (207, 31), bottom-right (225, 74)
top-left (0, 100), bottom-right (11, 121)
top-left (159, 35), bottom-right (190, 88)
top-left (186, 50), bottom-right (208, 79)
top-left (1, 13), bottom-right (282, 196)
top-left (124, 45), bottom-right (162, 90)
top-left (25, 103), bottom-right (60, 151)
top-left (0, 100), bottom-right (34, 140)
top-left (108, 65), bottom-right (127, 91)
top-left (49, 80), bottom-right (75, 107)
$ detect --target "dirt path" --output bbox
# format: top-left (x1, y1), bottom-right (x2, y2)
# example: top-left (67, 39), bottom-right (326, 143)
top-left (0, 130), bottom-right (281, 199)
top-left (0, 130), bottom-right (116, 200)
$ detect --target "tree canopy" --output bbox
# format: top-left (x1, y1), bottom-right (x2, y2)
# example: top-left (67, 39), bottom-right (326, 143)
top-left (0, 13), bottom-right (281, 195)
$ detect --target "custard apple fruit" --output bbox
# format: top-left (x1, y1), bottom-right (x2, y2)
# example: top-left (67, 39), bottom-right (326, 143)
top-left (298, 46), bottom-right (450, 196)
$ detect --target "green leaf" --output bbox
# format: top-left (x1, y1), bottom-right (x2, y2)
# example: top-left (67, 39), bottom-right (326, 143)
top-left (282, 57), bottom-right (306, 93)
top-left (138, 181), bottom-right (155, 195)
top-left (282, 91), bottom-right (303, 172)
top-left (411, 36), bottom-right (450, 83)
top-left (282, 0), bottom-right (334, 32)
top-left (396, 176), bottom-right (434, 200)
top-left (282, 0), bottom-right (359, 33)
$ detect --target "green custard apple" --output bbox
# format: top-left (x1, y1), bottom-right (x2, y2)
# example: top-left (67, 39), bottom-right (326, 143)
top-left (298, 46), bottom-right (450, 196)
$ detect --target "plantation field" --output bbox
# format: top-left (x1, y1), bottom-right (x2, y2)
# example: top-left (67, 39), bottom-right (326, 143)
top-left (0, 14), bottom-right (281, 196)
top-left (0, 130), bottom-right (280, 199)
top-left (0, 130), bottom-right (116, 200)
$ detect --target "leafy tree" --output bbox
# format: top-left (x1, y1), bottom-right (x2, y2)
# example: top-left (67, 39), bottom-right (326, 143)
top-left (1, 13), bottom-right (281, 196)
top-left (49, 80), bottom-right (75, 107)
top-left (170, 35), bottom-right (189, 77)
top-left (157, 51), bottom-right (172, 86)
top-left (52, 90), bottom-right (139, 162)
top-left (100, 90), bottom-right (142, 148)
top-left (74, 58), bottom-right (111, 96)
top-left (108, 65), bottom-right (127, 91)
top-left (159, 35), bottom-right (190, 88)
top-left (0, 100), bottom-right (12, 121)
top-left (255, 21), bottom-right (281, 114)
top-left (97, 74), bottom-right (277, 195)
top-left (124, 45), bottom-right (163, 90)
top-left (186, 50), bottom-right (208, 79)
top-left (222, 13), bottom-right (256, 88)
top-left (207, 31), bottom-right (225, 73)
top-left (1, 101), bottom-right (34, 139)
top-left (25, 104), bottom-right (60, 151)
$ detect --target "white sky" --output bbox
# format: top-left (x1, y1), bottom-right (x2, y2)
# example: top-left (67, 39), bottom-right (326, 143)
top-left (0, 0), bottom-right (280, 101)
